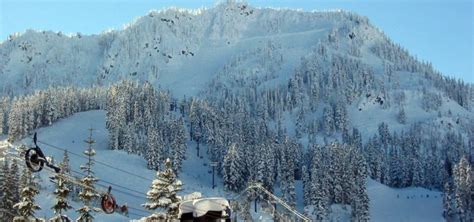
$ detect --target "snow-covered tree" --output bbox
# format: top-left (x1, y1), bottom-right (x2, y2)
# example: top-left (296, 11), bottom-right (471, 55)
top-left (13, 172), bottom-right (43, 222)
top-left (453, 156), bottom-right (472, 221)
top-left (443, 181), bottom-right (455, 220)
top-left (143, 158), bottom-right (183, 220)
top-left (0, 159), bottom-right (13, 220)
top-left (322, 106), bottom-right (334, 135)
top-left (170, 118), bottom-right (187, 174)
top-left (10, 159), bottom-right (21, 207)
top-left (223, 144), bottom-right (245, 192)
top-left (49, 170), bottom-right (72, 222)
top-left (76, 129), bottom-right (100, 222)
top-left (309, 163), bottom-right (329, 221)
top-left (146, 126), bottom-right (164, 171)
top-left (279, 138), bottom-right (296, 207)
top-left (295, 105), bottom-right (305, 138)
top-left (397, 107), bottom-right (406, 124)
top-left (0, 97), bottom-right (9, 135)
top-left (351, 153), bottom-right (370, 222)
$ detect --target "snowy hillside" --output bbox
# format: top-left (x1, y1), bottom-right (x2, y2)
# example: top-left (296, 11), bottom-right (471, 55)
top-left (1, 1), bottom-right (473, 221)
top-left (3, 111), bottom-right (443, 221)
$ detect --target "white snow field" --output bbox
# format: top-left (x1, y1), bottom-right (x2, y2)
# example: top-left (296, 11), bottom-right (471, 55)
top-left (2, 110), bottom-right (442, 221)
top-left (367, 179), bottom-right (443, 222)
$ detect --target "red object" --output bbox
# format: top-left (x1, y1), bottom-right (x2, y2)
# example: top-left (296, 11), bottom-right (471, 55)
top-left (101, 193), bottom-right (117, 214)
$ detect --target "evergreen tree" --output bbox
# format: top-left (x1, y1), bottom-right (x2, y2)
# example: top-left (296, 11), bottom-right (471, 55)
top-left (60, 150), bottom-right (74, 192)
top-left (146, 126), bottom-right (164, 171)
top-left (333, 101), bottom-right (347, 131)
top-left (0, 158), bottom-right (20, 221)
top-left (0, 159), bottom-right (14, 221)
top-left (13, 173), bottom-right (43, 222)
top-left (76, 129), bottom-right (100, 222)
top-left (123, 123), bottom-right (137, 154)
top-left (352, 183), bottom-right (370, 222)
top-left (453, 156), bottom-right (472, 221)
top-left (351, 153), bottom-right (370, 221)
top-left (49, 168), bottom-right (72, 221)
top-left (397, 108), bottom-right (406, 124)
top-left (352, 127), bottom-right (363, 151)
top-left (443, 181), bottom-right (455, 220)
top-left (10, 159), bottom-right (21, 207)
top-left (170, 118), bottom-right (187, 174)
top-left (19, 164), bottom-right (32, 192)
top-left (309, 154), bottom-right (329, 222)
top-left (0, 97), bottom-right (8, 135)
top-left (223, 144), bottom-right (245, 192)
top-left (280, 139), bottom-right (296, 207)
top-left (302, 165), bottom-right (310, 206)
top-left (143, 158), bottom-right (183, 220)
top-left (295, 105), bottom-right (305, 138)
top-left (322, 106), bottom-right (334, 135)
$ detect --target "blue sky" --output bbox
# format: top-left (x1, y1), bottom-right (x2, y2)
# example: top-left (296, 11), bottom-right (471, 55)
top-left (1, 0), bottom-right (472, 82)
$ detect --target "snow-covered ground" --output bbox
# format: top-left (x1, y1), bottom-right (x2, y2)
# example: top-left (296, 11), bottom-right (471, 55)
top-left (368, 179), bottom-right (443, 222)
top-left (0, 111), bottom-right (442, 221)
top-left (12, 110), bottom-right (235, 221)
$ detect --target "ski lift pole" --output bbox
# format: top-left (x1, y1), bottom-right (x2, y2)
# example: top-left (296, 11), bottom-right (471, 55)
top-left (210, 161), bottom-right (218, 189)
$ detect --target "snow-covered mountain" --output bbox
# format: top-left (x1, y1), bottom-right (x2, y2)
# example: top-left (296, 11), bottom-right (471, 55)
top-left (0, 2), bottom-right (467, 98)
top-left (1, 1), bottom-right (473, 221)
top-left (1, 1), bottom-right (472, 123)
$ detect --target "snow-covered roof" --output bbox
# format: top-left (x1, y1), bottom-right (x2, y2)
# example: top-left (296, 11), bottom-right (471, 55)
top-left (178, 197), bottom-right (231, 218)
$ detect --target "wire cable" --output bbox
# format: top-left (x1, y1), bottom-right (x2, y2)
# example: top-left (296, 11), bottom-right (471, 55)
top-left (8, 156), bottom-right (150, 218)
top-left (37, 140), bottom-right (154, 183)
top-left (3, 141), bottom-right (271, 220)
top-left (6, 152), bottom-right (231, 220)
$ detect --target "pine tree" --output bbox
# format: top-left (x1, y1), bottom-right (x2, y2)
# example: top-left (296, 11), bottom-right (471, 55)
top-left (352, 183), bottom-right (370, 222)
top-left (333, 101), bottom-right (347, 131)
top-left (7, 100), bottom-right (23, 141)
top-left (352, 128), bottom-right (363, 151)
top-left (146, 126), bottom-right (164, 171)
top-left (308, 143), bottom-right (329, 219)
top-left (223, 144), bottom-right (245, 192)
top-left (453, 156), bottom-right (472, 221)
top-left (351, 153), bottom-right (370, 221)
top-left (0, 97), bottom-right (8, 135)
top-left (170, 118), bottom-right (187, 174)
top-left (143, 158), bottom-right (183, 220)
top-left (49, 168), bottom-right (72, 221)
top-left (295, 105), bottom-right (305, 138)
top-left (443, 181), bottom-right (455, 220)
top-left (10, 159), bottom-right (21, 207)
top-left (0, 159), bottom-right (14, 220)
top-left (280, 140), bottom-right (296, 207)
top-left (0, 158), bottom-right (21, 221)
top-left (60, 150), bottom-right (74, 192)
top-left (76, 129), bottom-right (100, 222)
top-left (19, 164), bottom-right (32, 192)
top-left (13, 172), bottom-right (43, 222)
top-left (397, 108), bottom-right (406, 124)
top-left (123, 123), bottom-right (137, 154)
top-left (322, 106), bottom-right (334, 135)
top-left (302, 165), bottom-right (310, 206)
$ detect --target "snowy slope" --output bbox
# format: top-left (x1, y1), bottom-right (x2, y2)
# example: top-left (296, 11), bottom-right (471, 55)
top-left (368, 179), bottom-right (443, 222)
top-left (2, 111), bottom-right (441, 221)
